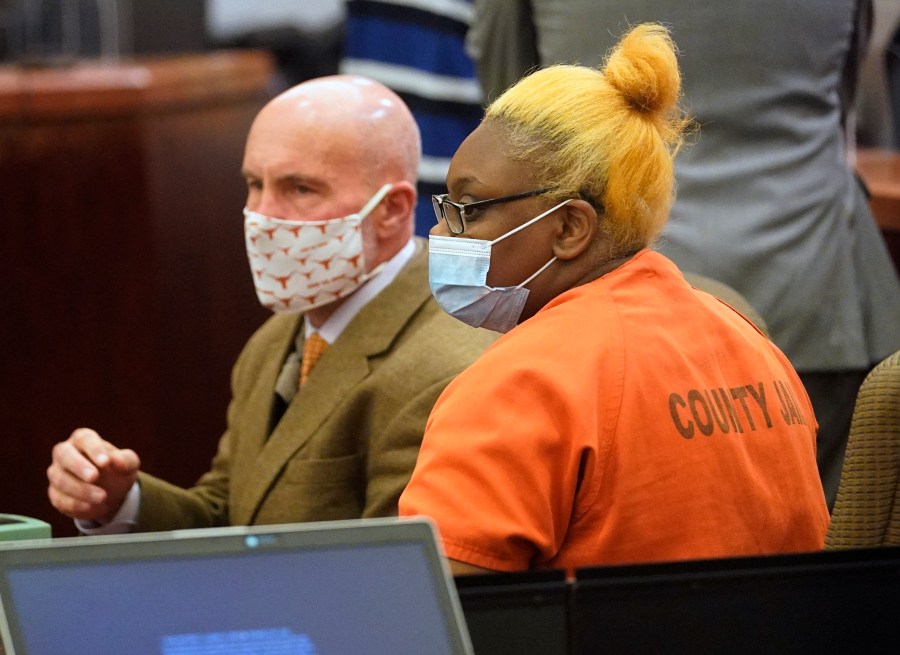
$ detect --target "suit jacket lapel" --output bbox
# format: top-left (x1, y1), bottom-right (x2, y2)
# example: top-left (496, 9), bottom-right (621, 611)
top-left (234, 239), bottom-right (432, 524)
top-left (229, 315), bottom-right (302, 523)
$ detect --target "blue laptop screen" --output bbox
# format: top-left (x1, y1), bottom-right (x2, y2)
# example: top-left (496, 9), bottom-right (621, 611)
top-left (5, 541), bottom-right (455, 655)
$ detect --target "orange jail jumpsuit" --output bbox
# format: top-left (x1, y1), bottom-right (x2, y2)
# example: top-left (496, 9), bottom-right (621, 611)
top-left (399, 250), bottom-right (829, 572)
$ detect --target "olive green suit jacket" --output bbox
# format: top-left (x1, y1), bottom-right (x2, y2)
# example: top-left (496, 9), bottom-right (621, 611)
top-left (135, 240), bottom-right (496, 530)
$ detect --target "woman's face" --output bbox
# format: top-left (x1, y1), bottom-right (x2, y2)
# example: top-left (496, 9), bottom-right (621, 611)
top-left (433, 121), bottom-right (564, 295)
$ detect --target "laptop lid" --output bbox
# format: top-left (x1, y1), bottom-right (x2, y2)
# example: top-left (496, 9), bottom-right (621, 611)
top-left (0, 517), bottom-right (473, 655)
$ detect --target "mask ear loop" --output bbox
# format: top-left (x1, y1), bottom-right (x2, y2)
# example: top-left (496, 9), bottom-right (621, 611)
top-left (354, 183), bottom-right (396, 284)
top-left (490, 198), bottom-right (573, 245)
top-left (487, 198), bottom-right (570, 290)
top-left (357, 183), bottom-right (394, 219)
top-left (514, 255), bottom-right (557, 290)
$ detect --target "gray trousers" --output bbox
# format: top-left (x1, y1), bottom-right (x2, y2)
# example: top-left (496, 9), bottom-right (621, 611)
top-left (799, 369), bottom-right (870, 511)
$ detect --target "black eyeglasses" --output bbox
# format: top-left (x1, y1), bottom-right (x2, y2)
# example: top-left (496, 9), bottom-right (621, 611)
top-left (431, 188), bottom-right (555, 235)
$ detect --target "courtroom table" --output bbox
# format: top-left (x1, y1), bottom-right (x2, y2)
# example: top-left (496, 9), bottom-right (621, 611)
top-left (855, 147), bottom-right (900, 276)
top-left (0, 51), bottom-right (274, 537)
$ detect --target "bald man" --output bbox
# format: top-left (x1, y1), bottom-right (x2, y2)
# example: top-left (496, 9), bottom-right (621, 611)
top-left (46, 76), bottom-right (496, 532)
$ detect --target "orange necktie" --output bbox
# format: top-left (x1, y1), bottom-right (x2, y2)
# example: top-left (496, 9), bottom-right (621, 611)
top-left (299, 332), bottom-right (329, 387)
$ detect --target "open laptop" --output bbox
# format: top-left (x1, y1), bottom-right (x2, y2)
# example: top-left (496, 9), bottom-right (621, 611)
top-left (0, 517), bottom-right (472, 655)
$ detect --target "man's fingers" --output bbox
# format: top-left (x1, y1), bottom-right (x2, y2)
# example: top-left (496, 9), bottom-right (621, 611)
top-left (47, 484), bottom-right (108, 522)
top-left (108, 448), bottom-right (141, 473)
top-left (69, 427), bottom-right (113, 467)
top-left (49, 428), bottom-right (139, 523)
top-left (52, 440), bottom-right (100, 483)
top-left (46, 462), bottom-right (112, 521)
top-left (47, 462), bottom-right (107, 505)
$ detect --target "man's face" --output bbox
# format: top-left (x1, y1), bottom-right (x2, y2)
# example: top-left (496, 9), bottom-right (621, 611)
top-left (241, 102), bottom-right (370, 223)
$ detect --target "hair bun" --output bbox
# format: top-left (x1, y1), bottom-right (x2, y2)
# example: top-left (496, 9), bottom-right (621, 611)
top-left (603, 23), bottom-right (681, 117)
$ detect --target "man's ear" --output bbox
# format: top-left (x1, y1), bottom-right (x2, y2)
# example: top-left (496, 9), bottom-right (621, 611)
top-left (373, 181), bottom-right (417, 240)
top-left (553, 199), bottom-right (597, 260)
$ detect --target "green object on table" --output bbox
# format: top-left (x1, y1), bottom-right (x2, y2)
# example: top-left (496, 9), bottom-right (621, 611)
top-left (0, 514), bottom-right (52, 541)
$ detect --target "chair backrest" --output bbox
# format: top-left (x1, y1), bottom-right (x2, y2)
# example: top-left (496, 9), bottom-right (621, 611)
top-left (683, 272), bottom-right (769, 337)
top-left (826, 349), bottom-right (900, 549)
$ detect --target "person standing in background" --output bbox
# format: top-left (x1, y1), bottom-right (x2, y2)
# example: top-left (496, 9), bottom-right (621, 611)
top-left (854, 0), bottom-right (900, 149)
top-left (467, 0), bottom-right (900, 508)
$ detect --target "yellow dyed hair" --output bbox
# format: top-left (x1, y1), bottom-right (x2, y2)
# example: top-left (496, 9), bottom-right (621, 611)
top-left (485, 23), bottom-right (689, 253)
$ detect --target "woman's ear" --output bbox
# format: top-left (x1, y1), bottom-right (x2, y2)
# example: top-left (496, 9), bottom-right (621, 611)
top-left (374, 181), bottom-right (417, 240)
top-left (553, 199), bottom-right (597, 260)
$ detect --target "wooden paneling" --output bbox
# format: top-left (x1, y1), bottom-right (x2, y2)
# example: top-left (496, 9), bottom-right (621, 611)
top-left (856, 148), bottom-right (900, 278)
top-left (0, 51), bottom-right (274, 537)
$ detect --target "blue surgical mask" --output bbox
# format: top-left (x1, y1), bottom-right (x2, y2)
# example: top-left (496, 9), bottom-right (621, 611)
top-left (428, 199), bottom-right (572, 333)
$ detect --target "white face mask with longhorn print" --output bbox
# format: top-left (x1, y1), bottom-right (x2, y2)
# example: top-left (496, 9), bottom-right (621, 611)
top-left (243, 184), bottom-right (392, 313)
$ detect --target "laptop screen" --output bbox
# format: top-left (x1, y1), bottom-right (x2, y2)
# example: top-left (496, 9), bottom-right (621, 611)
top-left (0, 518), bottom-right (472, 655)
